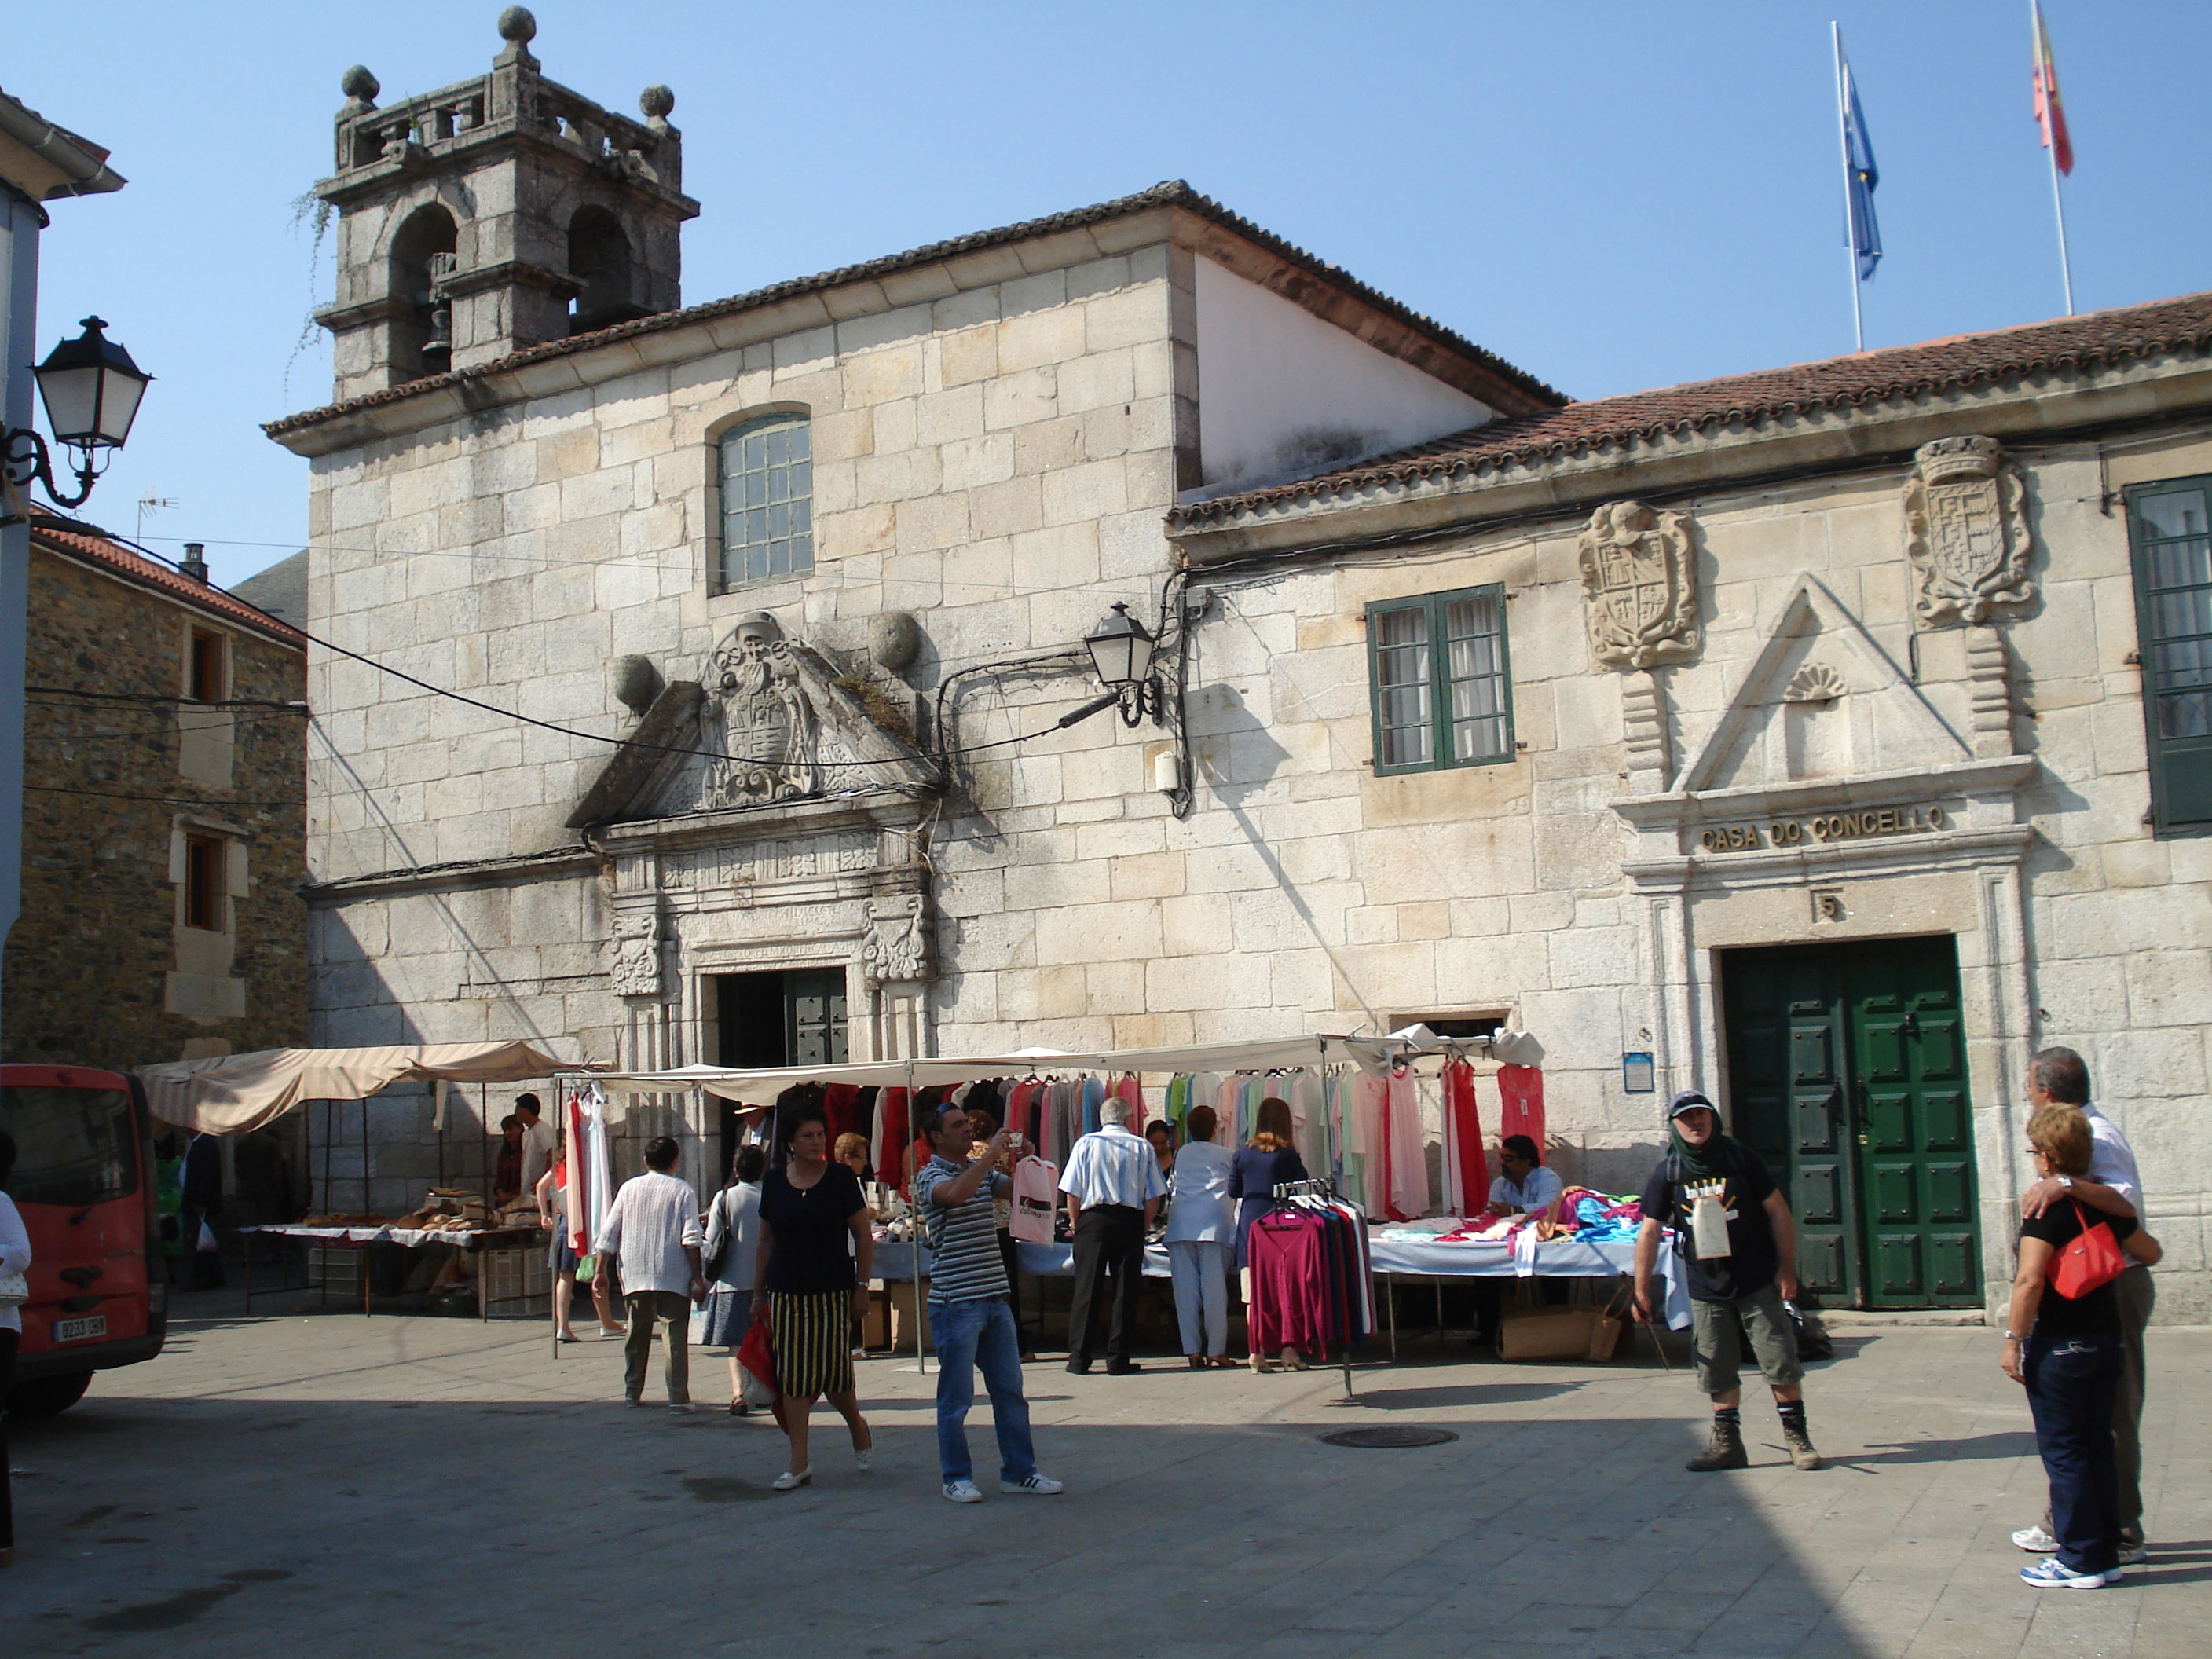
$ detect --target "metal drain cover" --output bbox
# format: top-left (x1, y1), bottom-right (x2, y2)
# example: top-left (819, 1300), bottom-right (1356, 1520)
top-left (1319, 1426), bottom-right (1459, 1449)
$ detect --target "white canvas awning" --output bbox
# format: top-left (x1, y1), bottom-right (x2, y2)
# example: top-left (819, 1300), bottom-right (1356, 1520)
top-left (136, 1042), bottom-right (581, 1135)
top-left (588, 1034), bottom-right (1339, 1107)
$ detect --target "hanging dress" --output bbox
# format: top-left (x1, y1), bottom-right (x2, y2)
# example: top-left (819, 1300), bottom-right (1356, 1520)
top-left (1496, 1064), bottom-right (1546, 1150)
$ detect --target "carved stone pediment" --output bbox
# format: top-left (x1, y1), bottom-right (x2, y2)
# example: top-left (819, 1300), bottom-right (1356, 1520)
top-left (1903, 436), bottom-right (2037, 628)
top-left (1580, 501), bottom-right (1701, 670)
top-left (568, 613), bottom-right (938, 828)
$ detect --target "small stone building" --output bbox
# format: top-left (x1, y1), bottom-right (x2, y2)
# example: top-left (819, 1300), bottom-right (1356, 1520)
top-left (270, 15), bottom-right (2208, 1319)
top-left (5, 517), bottom-right (308, 1070)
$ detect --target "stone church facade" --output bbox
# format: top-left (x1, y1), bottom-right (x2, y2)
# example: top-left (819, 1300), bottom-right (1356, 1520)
top-left (271, 16), bottom-right (2208, 1319)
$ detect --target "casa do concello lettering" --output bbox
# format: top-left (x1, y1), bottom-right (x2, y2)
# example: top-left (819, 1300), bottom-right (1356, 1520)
top-left (1697, 804), bottom-right (1948, 854)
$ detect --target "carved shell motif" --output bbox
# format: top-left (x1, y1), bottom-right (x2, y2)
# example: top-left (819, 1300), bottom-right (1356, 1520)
top-left (1783, 663), bottom-right (1848, 705)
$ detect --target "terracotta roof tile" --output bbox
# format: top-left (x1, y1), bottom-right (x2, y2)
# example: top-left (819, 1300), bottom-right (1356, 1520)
top-left (29, 517), bottom-right (307, 648)
top-left (265, 181), bottom-right (1564, 437)
top-left (1170, 290), bottom-right (2212, 528)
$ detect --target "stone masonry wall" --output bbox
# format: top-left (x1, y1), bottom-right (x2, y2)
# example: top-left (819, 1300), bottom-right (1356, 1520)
top-left (5, 544), bottom-right (308, 1070)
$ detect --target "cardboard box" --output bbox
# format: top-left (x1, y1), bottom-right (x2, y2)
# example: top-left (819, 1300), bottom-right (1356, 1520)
top-left (1497, 1305), bottom-right (1622, 1363)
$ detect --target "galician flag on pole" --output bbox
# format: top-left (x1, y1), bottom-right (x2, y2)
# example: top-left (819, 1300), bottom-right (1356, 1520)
top-left (2031, 1), bottom-right (2077, 313)
top-left (1832, 25), bottom-right (1881, 350)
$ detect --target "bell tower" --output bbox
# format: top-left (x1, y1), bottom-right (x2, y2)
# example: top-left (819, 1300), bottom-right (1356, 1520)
top-left (312, 7), bottom-right (699, 401)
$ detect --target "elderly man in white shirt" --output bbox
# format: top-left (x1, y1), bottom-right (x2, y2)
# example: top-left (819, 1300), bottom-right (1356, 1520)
top-left (1057, 1097), bottom-right (1166, 1375)
top-left (2012, 1046), bottom-right (2155, 1563)
top-left (597, 1136), bottom-right (705, 1413)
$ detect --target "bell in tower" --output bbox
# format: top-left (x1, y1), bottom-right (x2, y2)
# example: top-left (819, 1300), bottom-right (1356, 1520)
top-left (311, 7), bottom-right (700, 400)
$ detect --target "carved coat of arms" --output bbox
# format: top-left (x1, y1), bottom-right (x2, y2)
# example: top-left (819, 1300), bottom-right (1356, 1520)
top-left (859, 893), bottom-right (930, 987)
top-left (705, 613), bottom-right (819, 806)
top-left (1579, 501), bottom-right (1701, 670)
top-left (610, 909), bottom-right (661, 998)
top-left (1903, 436), bottom-right (2037, 627)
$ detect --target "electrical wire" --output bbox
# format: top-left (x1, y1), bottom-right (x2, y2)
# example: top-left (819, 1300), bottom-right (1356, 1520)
top-left (24, 783), bottom-right (300, 809)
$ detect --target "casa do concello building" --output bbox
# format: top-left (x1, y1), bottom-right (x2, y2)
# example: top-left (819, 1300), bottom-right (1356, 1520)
top-left (269, 13), bottom-right (2208, 1320)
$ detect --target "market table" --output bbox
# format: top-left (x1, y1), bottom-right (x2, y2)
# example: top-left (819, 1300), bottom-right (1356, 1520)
top-left (239, 1223), bottom-right (547, 1320)
top-left (876, 1231), bottom-right (1689, 1359)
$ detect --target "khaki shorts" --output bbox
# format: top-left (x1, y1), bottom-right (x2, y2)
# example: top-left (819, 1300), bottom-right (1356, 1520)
top-left (1689, 1283), bottom-right (1804, 1396)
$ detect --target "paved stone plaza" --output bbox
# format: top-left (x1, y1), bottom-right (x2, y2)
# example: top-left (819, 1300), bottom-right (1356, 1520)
top-left (2, 1293), bottom-right (2205, 1658)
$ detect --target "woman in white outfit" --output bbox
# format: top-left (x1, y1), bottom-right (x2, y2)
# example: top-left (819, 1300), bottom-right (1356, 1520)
top-left (1165, 1105), bottom-right (1237, 1368)
top-left (701, 1144), bottom-right (766, 1412)
top-left (0, 1126), bottom-right (31, 1566)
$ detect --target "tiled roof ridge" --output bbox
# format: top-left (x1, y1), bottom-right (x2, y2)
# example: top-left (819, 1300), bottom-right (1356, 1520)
top-left (1170, 289), bottom-right (2212, 527)
top-left (28, 515), bottom-right (308, 649)
top-left (265, 180), bottom-right (1564, 436)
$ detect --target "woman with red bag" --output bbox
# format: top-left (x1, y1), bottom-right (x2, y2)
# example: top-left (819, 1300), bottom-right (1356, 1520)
top-left (2002, 1106), bottom-right (2162, 1590)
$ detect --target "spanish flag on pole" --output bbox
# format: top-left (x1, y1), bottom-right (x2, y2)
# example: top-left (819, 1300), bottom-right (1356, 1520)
top-left (2032, 1), bottom-right (2073, 175)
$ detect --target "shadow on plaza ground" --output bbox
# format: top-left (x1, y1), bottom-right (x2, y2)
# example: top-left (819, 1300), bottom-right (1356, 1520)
top-left (2, 1347), bottom-right (1889, 1659)
top-left (8, 1308), bottom-right (2207, 1659)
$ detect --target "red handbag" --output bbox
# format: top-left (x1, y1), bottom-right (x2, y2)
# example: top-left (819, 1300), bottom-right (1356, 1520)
top-left (2050, 1200), bottom-right (2128, 1299)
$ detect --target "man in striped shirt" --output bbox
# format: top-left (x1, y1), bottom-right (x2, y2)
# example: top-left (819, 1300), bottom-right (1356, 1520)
top-left (915, 1103), bottom-right (1063, 1504)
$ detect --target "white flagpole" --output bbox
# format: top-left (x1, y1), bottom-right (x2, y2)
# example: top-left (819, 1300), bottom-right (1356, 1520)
top-left (1833, 23), bottom-right (1864, 353)
top-left (2034, 2), bottom-right (2077, 315)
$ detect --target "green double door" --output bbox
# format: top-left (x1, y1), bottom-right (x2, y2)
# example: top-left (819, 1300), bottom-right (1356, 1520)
top-left (1720, 936), bottom-right (1980, 1309)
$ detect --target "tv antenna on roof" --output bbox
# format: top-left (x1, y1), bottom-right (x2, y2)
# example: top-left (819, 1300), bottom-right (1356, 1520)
top-left (136, 494), bottom-right (179, 542)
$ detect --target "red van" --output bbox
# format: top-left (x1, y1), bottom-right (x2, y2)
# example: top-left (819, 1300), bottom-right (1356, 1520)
top-left (2, 1064), bottom-right (166, 1415)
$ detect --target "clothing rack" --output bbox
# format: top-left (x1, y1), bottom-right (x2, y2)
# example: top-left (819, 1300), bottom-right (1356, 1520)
top-left (1269, 1177), bottom-right (1359, 1401)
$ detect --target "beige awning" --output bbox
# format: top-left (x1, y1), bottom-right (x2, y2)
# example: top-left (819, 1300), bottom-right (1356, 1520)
top-left (135, 1042), bottom-right (582, 1134)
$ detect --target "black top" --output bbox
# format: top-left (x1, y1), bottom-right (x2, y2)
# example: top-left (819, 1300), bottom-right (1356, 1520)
top-left (1639, 1142), bottom-right (1781, 1303)
top-left (758, 1161), bottom-right (867, 1295)
top-left (2020, 1202), bottom-right (2139, 1339)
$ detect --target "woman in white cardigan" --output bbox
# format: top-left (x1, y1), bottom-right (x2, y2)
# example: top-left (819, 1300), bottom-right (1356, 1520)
top-left (1165, 1105), bottom-right (1237, 1368)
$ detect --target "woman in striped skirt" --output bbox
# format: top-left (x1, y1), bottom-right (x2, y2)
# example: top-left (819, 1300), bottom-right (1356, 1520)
top-left (753, 1106), bottom-right (874, 1491)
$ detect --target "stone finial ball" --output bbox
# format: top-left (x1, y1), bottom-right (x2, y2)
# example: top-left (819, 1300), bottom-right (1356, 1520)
top-left (340, 64), bottom-right (381, 102)
top-left (639, 84), bottom-right (676, 119)
top-left (497, 5), bottom-right (537, 42)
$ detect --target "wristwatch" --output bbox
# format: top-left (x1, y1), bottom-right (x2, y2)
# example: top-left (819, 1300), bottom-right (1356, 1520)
top-left (2056, 1175), bottom-right (2075, 1190)
top-left (2003, 1332), bottom-right (2024, 1342)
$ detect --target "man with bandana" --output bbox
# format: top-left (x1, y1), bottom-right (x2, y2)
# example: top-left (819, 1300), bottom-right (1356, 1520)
top-left (1632, 1091), bottom-right (1821, 1473)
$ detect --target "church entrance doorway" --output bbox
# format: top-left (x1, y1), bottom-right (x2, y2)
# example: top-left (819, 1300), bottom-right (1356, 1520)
top-left (714, 969), bottom-right (848, 1177)
top-left (1719, 935), bottom-right (1980, 1310)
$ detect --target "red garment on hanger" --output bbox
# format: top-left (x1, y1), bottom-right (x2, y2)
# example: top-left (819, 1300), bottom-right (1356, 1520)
top-left (1444, 1060), bottom-right (1489, 1216)
top-left (874, 1088), bottom-right (910, 1191)
top-left (822, 1083), bottom-right (862, 1148)
top-left (1496, 1064), bottom-right (1545, 1150)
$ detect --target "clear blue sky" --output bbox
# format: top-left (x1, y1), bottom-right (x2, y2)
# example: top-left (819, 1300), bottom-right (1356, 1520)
top-left (12, 0), bottom-right (2209, 588)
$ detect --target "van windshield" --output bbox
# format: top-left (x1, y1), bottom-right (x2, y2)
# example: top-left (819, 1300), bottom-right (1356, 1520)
top-left (0, 1086), bottom-right (139, 1207)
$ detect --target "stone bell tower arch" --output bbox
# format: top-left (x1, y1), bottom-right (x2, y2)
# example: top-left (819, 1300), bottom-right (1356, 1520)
top-left (310, 6), bottom-right (699, 399)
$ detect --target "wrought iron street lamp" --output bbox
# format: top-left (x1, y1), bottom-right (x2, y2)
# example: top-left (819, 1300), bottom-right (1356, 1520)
top-left (2, 316), bottom-right (152, 513)
top-left (1084, 601), bottom-right (1163, 727)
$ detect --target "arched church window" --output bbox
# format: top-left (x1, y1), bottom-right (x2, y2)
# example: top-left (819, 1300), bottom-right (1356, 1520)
top-left (567, 207), bottom-right (636, 334)
top-left (717, 414), bottom-right (813, 588)
top-left (389, 203), bottom-right (459, 381)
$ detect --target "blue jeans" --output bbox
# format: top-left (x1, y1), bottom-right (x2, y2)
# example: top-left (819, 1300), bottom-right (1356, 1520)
top-left (2023, 1331), bottom-right (2124, 1574)
top-left (928, 1295), bottom-right (1036, 1485)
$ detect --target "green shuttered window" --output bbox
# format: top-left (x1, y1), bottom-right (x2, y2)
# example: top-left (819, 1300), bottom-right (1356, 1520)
top-left (1366, 584), bottom-right (1514, 775)
top-left (717, 413), bottom-right (813, 588)
top-left (2125, 478), bottom-right (2212, 836)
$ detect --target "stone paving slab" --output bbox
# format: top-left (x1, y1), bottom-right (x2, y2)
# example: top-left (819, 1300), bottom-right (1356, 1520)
top-left (1, 1291), bottom-right (2205, 1658)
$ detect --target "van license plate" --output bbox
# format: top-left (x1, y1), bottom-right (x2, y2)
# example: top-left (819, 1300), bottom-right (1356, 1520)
top-left (53, 1315), bottom-right (107, 1343)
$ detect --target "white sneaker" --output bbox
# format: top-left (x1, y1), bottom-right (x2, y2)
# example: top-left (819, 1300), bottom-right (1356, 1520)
top-left (1000, 1473), bottom-right (1064, 1496)
top-left (942, 1478), bottom-right (984, 1503)
top-left (2011, 1525), bottom-right (2060, 1553)
top-left (2019, 1557), bottom-right (2116, 1589)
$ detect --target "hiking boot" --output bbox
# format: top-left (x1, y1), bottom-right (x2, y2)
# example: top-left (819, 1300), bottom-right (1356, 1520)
top-left (1782, 1419), bottom-right (1823, 1470)
top-left (1686, 1417), bottom-right (1749, 1472)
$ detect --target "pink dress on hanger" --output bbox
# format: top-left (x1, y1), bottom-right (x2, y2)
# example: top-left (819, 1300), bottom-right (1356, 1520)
top-left (1382, 1065), bottom-right (1429, 1222)
top-left (1496, 1064), bottom-right (1546, 1150)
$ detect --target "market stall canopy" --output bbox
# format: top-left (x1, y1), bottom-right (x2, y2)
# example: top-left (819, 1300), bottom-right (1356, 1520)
top-left (136, 1042), bottom-right (582, 1134)
top-left (591, 1034), bottom-right (1341, 1106)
